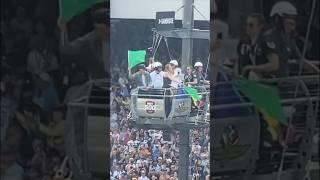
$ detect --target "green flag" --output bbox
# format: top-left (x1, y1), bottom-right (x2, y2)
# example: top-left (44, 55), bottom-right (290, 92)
top-left (234, 79), bottom-right (286, 125)
top-left (184, 87), bottom-right (201, 102)
top-left (128, 50), bottom-right (146, 69)
top-left (59, 0), bottom-right (107, 22)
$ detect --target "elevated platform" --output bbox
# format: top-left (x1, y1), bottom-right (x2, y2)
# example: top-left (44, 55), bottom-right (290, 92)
top-left (130, 86), bottom-right (210, 128)
top-left (133, 114), bottom-right (210, 130)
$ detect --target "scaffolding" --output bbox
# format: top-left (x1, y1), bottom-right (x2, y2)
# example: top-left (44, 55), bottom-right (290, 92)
top-left (211, 75), bottom-right (319, 180)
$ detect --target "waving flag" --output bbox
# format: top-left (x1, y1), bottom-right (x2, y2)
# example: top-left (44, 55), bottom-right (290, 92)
top-left (184, 87), bottom-right (201, 103)
top-left (234, 79), bottom-right (286, 140)
top-left (128, 50), bottom-right (146, 69)
top-left (59, 0), bottom-right (107, 21)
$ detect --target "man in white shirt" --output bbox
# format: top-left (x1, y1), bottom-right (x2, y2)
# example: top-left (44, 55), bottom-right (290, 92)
top-left (150, 62), bottom-right (164, 88)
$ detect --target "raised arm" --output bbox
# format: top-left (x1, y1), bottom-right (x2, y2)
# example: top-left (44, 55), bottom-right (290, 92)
top-left (57, 17), bottom-right (81, 55)
top-left (164, 72), bottom-right (181, 83)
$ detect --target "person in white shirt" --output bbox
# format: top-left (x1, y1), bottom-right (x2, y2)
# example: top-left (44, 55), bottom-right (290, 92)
top-left (169, 60), bottom-right (182, 87)
top-left (112, 165), bottom-right (121, 179)
top-left (150, 62), bottom-right (164, 88)
top-left (138, 170), bottom-right (150, 180)
top-left (169, 60), bottom-right (182, 77)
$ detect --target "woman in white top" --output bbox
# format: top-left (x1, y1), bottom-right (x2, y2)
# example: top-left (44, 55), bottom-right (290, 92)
top-left (163, 64), bottom-right (181, 88)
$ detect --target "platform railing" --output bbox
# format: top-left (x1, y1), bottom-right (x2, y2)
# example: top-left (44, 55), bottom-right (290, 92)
top-left (130, 86), bottom-right (210, 123)
top-left (211, 75), bottom-right (319, 176)
top-left (66, 78), bottom-right (110, 178)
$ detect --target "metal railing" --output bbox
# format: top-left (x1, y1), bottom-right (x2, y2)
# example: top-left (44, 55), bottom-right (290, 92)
top-left (66, 79), bottom-right (110, 177)
top-left (211, 75), bottom-right (319, 177)
top-left (130, 86), bottom-right (210, 123)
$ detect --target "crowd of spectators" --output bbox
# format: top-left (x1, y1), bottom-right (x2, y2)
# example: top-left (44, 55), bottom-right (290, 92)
top-left (110, 76), bottom-right (210, 179)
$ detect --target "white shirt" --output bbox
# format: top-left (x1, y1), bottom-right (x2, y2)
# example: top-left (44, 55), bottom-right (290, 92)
top-left (171, 68), bottom-right (182, 88)
top-left (112, 170), bottom-right (120, 178)
top-left (127, 140), bottom-right (135, 152)
top-left (138, 176), bottom-right (150, 180)
top-left (150, 71), bottom-right (164, 88)
top-left (174, 67), bottom-right (182, 77)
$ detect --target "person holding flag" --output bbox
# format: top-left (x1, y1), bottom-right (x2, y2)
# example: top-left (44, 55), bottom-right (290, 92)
top-left (127, 50), bottom-right (152, 88)
top-left (129, 64), bottom-right (152, 88)
top-left (58, 7), bottom-right (109, 79)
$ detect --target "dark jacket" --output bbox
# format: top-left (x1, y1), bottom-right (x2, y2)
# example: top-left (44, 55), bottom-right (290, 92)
top-left (130, 72), bottom-right (152, 88)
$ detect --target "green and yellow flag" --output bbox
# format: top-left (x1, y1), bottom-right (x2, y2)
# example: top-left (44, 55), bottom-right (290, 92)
top-left (59, 0), bottom-right (107, 22)
top-left (234, 79), bottom-right (286, 140)
top-left (128, 50), bottom-right (146, 69)
top-left (184, 87), bottom-right (201, 104)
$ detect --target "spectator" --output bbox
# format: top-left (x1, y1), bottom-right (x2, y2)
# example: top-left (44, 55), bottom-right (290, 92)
top-left (236, 13), bottom-right (266, 79)
top-left (184, 66), bottom-right (194, 86)
top-left (58, 8), bottom-right (110, 79)
top-left (27, 36), bottom-right (58, 76)
top-left (129, 64), bottom-right (152, 88)
top-left (150, 62), bottom-right (164, 88)
top-left (138, 169), bottom-right (150, 180)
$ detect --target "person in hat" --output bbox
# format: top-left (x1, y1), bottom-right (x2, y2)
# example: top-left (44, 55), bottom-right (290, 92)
top-left (58, 8), bottom-right (110, 79)
top-left (129, 64), bottom-right (152, 88)
top-left (169, 60), bottom-right (181, 77)
top-left (190, 62), bottom-right (210, 86)
top-left (241, 1), bottom-right (318, 78)
top-left (150, 62), bottom-right (164, 88)
top-left (169, 60), bottom-right (182, 87)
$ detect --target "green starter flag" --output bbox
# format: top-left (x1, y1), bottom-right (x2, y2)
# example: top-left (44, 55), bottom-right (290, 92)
top-left (184, 87), bottom-right (201, 102)
top-left (59, 0), bottom-right (107, 22)
top-left (128, 50), bottom-right (146, 69)
top-left (234, 79), bottom-right (286, 125)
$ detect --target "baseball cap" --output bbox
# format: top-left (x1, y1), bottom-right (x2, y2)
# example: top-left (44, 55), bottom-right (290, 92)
top-left (169, 60), bottom-right (178, 66)
top-left (138, 64), bottom-right (146, 70)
